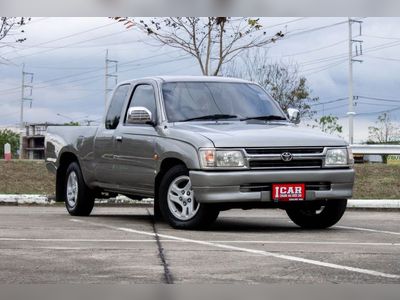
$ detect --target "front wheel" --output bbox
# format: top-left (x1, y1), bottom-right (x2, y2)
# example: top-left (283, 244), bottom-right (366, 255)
top-left (159, 165), bottom-right (219, 229)
top-left (64, 162), bottom-right (95, 216)
top-left (286, 199), bottom-right (347, 229)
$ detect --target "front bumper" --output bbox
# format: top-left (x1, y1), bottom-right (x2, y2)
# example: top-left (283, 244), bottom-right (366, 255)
top-left (190, 169), bottom-right (354, 203)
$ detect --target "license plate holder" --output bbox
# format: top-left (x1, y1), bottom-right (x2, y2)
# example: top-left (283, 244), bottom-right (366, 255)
top-left (272, 183), bottom-right (305, 202)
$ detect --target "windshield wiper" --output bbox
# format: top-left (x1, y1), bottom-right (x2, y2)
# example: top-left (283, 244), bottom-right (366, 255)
top-left (180, 114), bottom-right (238, 122)
top-left (240, 115), bottom-right (287, 121)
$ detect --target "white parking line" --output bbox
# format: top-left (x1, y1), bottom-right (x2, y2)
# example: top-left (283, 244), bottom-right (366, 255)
top-left (0, 238), bottom-right (161, 242)
top-left (211, 241), bottom-right (400, 246)
top-left (336, 226), bottom-right (400, 236)
top-left (70, 218), bottom-right (400, 279)
top-left (1, 237), bottom-right (399, 247)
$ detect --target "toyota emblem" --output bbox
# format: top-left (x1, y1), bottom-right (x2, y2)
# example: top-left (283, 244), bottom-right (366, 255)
top-left (281, 152), bottom-right (293, 162)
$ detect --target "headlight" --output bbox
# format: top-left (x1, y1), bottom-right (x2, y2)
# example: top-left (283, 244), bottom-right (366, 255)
top-left (199, 149), bottom-right (246, 168)
top-left (325, 148), bottom-right (348, 166)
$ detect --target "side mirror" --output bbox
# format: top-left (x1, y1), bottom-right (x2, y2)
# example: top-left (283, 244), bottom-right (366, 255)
top-left (126, 107), bottom-right (153, 125)
top-left (287, 108), bottom-right (300, 124)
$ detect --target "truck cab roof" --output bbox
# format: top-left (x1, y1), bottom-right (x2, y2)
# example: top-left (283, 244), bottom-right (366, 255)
top-left (118, 75), bottom-right (253, 86)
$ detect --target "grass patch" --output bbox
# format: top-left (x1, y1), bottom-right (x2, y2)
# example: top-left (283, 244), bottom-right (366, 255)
top-left (353, 164), bottom-right (400, 199)
top-left (0, 160), bottom-right (399, 199)
top-left (0, 160), bottom-right (54, 195)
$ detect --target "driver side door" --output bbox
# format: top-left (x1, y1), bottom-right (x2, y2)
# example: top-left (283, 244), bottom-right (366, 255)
top-left (113, 83), bottom-right (159, 195)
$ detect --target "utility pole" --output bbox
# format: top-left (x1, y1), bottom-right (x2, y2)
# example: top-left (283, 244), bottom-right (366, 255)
top-left (347, 18), bottom-right (363, 145)
top-left (19, 63), bottom-right (34, 159)
top-left (104, 49), bottom-right (118, 110)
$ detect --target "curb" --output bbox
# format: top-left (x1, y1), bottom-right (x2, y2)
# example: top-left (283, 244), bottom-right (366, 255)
top-left (0, 195), bottom-right (400, 209)
top-left (347, 199), bottom-right (400, 209)
top-left (0, 195), bottom-right (55, 205)
top-left (0, 195), bottom-right (152, 206)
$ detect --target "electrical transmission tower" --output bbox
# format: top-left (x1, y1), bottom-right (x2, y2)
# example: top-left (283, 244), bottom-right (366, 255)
top-left (19, 63), bottom-right (34, 159)
top-left (347, 18), bottom-right (363, 144)
top-left (104, 49), bottom-right (118, 109)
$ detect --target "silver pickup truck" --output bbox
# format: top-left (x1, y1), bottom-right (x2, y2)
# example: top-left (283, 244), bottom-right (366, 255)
top-left (46, 76), bottom-right (354, 229)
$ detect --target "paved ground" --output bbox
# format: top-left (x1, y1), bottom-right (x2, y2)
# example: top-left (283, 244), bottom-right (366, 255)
top-left (0, 206), bottom-right (399, 283)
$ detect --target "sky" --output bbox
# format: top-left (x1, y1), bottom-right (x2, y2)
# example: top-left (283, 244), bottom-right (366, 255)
top-left (0, 17), bottom-right (400, 143)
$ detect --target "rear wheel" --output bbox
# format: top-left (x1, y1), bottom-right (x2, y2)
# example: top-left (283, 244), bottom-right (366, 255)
top-left (159, 165), bottom-right (219, 229)
top-left (64, 162), bottom-right (95, 216)
top-left (286, 199), bottom-right (347, 229)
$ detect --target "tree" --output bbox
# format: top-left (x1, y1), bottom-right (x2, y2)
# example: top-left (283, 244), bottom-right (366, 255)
top-left (114, 17), bottom-right (284, 76)
top-left (315, 115), bottom-right (343, 135)
top-left (224, 49), bottom-right (318, 118)
top-left (368, 112), bottom-right (400, 143)
top-left (0, 129), bottom-right (20, 158)
top-left (1, 17), bottom-right (29, 62)
top-left (63, 122), bottom-right (80, 126)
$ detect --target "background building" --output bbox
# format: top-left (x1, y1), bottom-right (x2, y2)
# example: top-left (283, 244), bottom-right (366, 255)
top-left (21, 123), bottom-right (62, 160)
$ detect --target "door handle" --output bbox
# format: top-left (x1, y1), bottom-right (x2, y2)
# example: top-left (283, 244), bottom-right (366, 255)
top-left (115, 136), bottom-right (123, 142)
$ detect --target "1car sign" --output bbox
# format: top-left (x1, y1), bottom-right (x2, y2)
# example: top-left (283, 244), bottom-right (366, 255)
top-left (272, 183), bottom-right (305, 201)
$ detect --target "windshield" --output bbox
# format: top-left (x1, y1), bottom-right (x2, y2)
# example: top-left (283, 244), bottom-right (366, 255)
top-left (162, 81), bottom-right (286, 122)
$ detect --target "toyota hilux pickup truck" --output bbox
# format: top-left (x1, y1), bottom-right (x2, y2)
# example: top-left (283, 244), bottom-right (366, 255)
top-left (46, 76), bottom-right (354, 229)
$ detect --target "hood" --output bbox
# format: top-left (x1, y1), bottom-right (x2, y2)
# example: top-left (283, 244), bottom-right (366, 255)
top-left (171, 122), bottom-right (347, 148)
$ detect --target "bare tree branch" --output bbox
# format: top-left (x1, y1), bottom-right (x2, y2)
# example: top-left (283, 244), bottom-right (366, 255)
top-left (0, 17), bottom-right (29, 63)
top-left (113, 17), bottom-right (284, 75)
top-left (224, 49), bottom-right (318, 119)
top-left (368, 113), bottom-right (400, 143)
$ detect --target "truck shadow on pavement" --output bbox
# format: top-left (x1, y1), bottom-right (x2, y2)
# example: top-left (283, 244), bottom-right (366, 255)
top-left (84, 213), bottom-right (340, 233)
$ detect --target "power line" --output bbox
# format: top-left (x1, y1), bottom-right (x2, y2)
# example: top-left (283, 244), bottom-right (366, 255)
top-left (282, 40), bottom-right (347, 58)
top-left (315, 103), bottom-right (348, 112)
top-left (355, 100), bottom-right (399, 107)
top-left (365, 54), bottom-right (400, 62)
top-left (314, 97), bottom-right (348, 106)
top-left (284, 20), bottom-right (348, 39)
top-left (266, 17), bottom-right (309, 29)
top-left (1, 21), bottom-right (119, 58)
top-left (356, 105), bottom-right (400, 116)
top-left (27, 65), bottom-right (100, 70)
top-left (0, 49), bottom-right (184, 96)
top-left (357, 95), bottom-right (400, 103)
top-left (4, 27), bottom-right (136, 62)
top-left (364, 34), bottom-right (400, 41)
top-left (302, 58), bottom-right (347, 75)
top-left (12, 36), bottom-right (149, 50)
top-left (315, 98), bottom-right (400, 110)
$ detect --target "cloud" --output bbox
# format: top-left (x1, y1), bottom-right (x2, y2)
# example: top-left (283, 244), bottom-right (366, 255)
top-left (0, 17), bottom-right (399, 145)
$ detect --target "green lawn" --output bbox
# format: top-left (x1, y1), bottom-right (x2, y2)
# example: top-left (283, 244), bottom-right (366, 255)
top-left (0, 160), bottom-right (399, 199)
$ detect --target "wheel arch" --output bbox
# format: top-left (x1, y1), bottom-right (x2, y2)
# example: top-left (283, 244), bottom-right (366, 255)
top-left (155, 157), bottom-right (187, 195)
top-left (154, 157), bottom-right (187, 218)
top-left (55, 152), bottom-right (80, 202)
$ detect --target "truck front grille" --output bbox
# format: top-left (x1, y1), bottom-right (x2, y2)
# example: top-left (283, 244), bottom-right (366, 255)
top-left (245, 147), bottom-right (325, 170)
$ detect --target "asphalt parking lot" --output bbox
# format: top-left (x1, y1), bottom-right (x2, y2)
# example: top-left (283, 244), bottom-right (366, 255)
top-left (0, 205), bottom-right (399, 283)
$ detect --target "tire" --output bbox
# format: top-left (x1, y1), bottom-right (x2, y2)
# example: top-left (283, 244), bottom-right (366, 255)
top-left (158, 165), bottom-right (219, 229)
top-left (286, 199), bottom-right (347, 229)
top-left (64, 161), bottom-right (95, 216)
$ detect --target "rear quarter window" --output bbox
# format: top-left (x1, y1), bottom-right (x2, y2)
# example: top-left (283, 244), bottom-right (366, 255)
top-left (105, 84), bottom-right (130, 129)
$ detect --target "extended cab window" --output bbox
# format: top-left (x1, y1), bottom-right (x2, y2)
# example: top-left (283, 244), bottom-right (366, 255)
top-left (105, 84), bottom-right (130, 129)
top-left (125, 84), bottom-right (157, 123)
